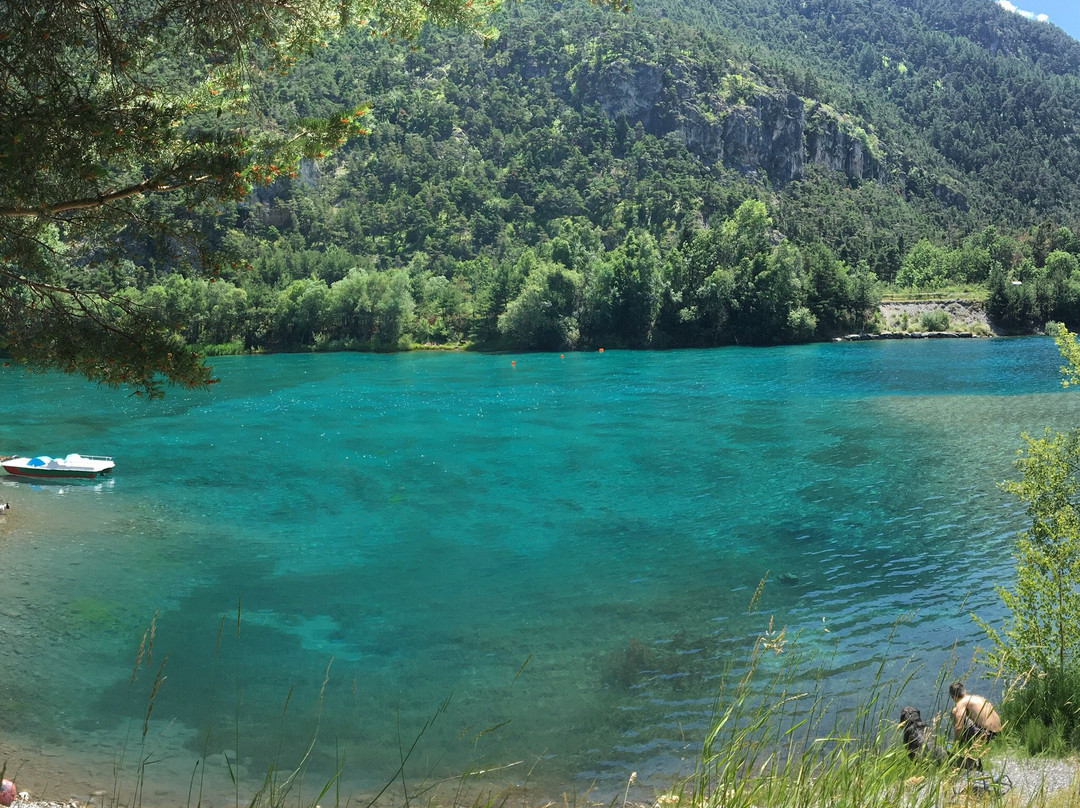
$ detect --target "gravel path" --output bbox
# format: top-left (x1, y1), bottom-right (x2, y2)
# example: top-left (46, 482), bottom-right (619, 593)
top-left (996, 755), bottom-right (1080, 803)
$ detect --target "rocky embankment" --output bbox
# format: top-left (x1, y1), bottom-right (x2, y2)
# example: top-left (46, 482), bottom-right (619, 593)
top-left (839, 299), bottom-right (998, 341)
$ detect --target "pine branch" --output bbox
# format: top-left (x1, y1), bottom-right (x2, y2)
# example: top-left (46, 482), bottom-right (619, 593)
top-left (0, 174), bottom-right (212, 218)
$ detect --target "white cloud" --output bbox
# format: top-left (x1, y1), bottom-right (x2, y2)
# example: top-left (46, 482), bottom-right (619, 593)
top-left (996, 0), bottom-right (1051, 25)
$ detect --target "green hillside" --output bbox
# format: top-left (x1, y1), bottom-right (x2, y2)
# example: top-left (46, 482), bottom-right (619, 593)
top-left (44, 0), bottom-right (1080, 354)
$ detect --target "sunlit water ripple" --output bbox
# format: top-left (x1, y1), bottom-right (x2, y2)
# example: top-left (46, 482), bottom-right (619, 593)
top-left (0, 337), bottom-right (1074, 804)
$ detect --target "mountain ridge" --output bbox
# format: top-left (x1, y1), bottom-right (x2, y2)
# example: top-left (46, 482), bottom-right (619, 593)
top-left (105, 0), bottom-right (1080, 351)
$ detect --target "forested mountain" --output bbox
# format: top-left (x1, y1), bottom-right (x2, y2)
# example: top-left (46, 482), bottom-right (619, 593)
top-left (118, 0), bottom-right (1080, 352)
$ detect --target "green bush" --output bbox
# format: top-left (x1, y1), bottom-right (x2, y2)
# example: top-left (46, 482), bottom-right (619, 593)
top-left (199, 339), bottom-right (246, 356)
top-left (1070, 723), bottom-right (1080, 750)
top-left (786, 306), bottom-right (818, 341)
top-left (1020, 718), bottom-right (1059, 756)
top-left (1002, 669), bottom-right (1080, 754)
top-left (920, 309), bottom-right (950, 331)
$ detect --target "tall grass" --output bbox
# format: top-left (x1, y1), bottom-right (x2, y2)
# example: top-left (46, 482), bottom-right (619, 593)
top-left (110, 611), bottom-right (167, 808)
top-left (1002, 669), bottom-right (1080, 756)
top-left (676, 633), bottom-right (927, 808)
top-left (653, 616), bottom-right (1051, 808)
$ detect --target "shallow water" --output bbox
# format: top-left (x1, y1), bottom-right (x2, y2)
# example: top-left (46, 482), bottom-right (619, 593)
top-left (0, 338), bottom-right (1072, 805)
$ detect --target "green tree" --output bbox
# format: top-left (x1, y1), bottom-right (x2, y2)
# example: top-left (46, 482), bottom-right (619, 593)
top-left (656, 201), bottom-right (775, 347)
top-left (327, 268), bottom-right (415, 348)
top-left (498, 261), bottom-right (582, 350)
top-left (272, 278), bottom-right (331, 348)
top-left (0, 0), bottom-right (507, 396)
top-left (203, 283), bottom-right (251, 348)
top-left (410, 272), bottom-right (471, 345)
top-left (655, 226), bottom-right (726, 347)
top-left (978, 323), bottom-right (1080, 744)
top-left (995, 428), bottom-right (1080, 682)
top-left (987, 266), bottom-right (1042, 333)
top-left (743, 240), bottom-right (810, 343)
top-left (896, 238), bottom-right (949, 289)
top-left (370, 270), bottom-right (418, 349)
top-left (581, 229), bottom-right (661, 347)
top-left (804, 244), bottom-right (880, 335)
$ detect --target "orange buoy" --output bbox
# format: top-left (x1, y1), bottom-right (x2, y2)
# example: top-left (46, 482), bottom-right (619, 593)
top-left (598, 348), bottom-right (605, 353)
top-left (511, 360), bottom-right (516, 367)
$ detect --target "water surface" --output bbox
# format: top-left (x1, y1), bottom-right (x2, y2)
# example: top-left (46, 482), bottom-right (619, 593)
top-left (0, 338), bottom-right (1072, 804)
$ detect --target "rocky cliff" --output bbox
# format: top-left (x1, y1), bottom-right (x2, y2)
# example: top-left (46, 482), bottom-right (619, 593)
top-left (582, 58), bottom-right (888, 187)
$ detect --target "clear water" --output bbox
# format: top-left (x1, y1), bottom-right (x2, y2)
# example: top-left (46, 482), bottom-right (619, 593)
top-left (0, 338), bottom-right (1073, 805)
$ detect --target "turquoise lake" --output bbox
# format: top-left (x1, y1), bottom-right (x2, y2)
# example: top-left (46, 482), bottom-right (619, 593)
top-left (0, 338), bottom-right (1075, 805)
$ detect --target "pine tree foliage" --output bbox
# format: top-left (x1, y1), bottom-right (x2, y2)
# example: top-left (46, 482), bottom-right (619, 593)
top-left (0, 0), bottom-right (502, 396)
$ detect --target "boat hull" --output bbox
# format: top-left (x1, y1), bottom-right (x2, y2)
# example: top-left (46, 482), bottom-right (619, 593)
top-left (1, 454), bottom-right (115, 480)
top-left (1, 465), bottom-right (112, 480)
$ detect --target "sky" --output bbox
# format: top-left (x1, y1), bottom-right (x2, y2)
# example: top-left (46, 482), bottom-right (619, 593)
top-left (994, 0), bottom-right (1080, 42)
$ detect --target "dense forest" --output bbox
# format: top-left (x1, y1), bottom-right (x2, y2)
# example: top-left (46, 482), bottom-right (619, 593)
top-left (101, 0), bottom-right (1080, 352)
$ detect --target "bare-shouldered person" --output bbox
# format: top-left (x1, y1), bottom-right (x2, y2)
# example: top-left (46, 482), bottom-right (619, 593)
top-left (949, 680), bottom-right (1003, 744)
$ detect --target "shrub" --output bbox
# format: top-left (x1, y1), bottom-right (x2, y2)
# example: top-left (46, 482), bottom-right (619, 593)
top-left (199, 339), bottom-right (245, 356)
top-left (920, 310), bottom-right (950, 331)
top-left (1002, 669), bottom-right (1080, 753)
top-left (979, 326), bottom-right (1080, 763)
top-left (1019, 718), bottom-right (1058, 756)
top-left (786, 306), bottom-right (818, 341)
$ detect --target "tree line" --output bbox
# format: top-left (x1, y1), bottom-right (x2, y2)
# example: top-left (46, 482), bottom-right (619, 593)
top-left (118, 198), bottom-right (1080, 355)
top-left (10, 0), bottom-right (1080, 392)
top-left (108, 0), bottom-right (1080, 357)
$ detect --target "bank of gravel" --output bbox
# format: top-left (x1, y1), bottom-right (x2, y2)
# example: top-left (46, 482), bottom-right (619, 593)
top-left (998, 755), bottom-right (1080, 802)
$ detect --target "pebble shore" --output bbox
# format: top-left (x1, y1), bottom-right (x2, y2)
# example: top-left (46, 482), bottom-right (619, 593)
top-left (1000, 755), bottom-right (1080, 802)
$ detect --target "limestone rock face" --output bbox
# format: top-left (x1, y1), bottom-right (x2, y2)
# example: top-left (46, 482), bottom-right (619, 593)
top-left (671, 92), bottom-right (809, 183)
top-left (582, 58), bottom-right (887, 187)
top-left (590, 58), bottom-right (667, 128)
top-left (804, 105), bottom-right (887, 183)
